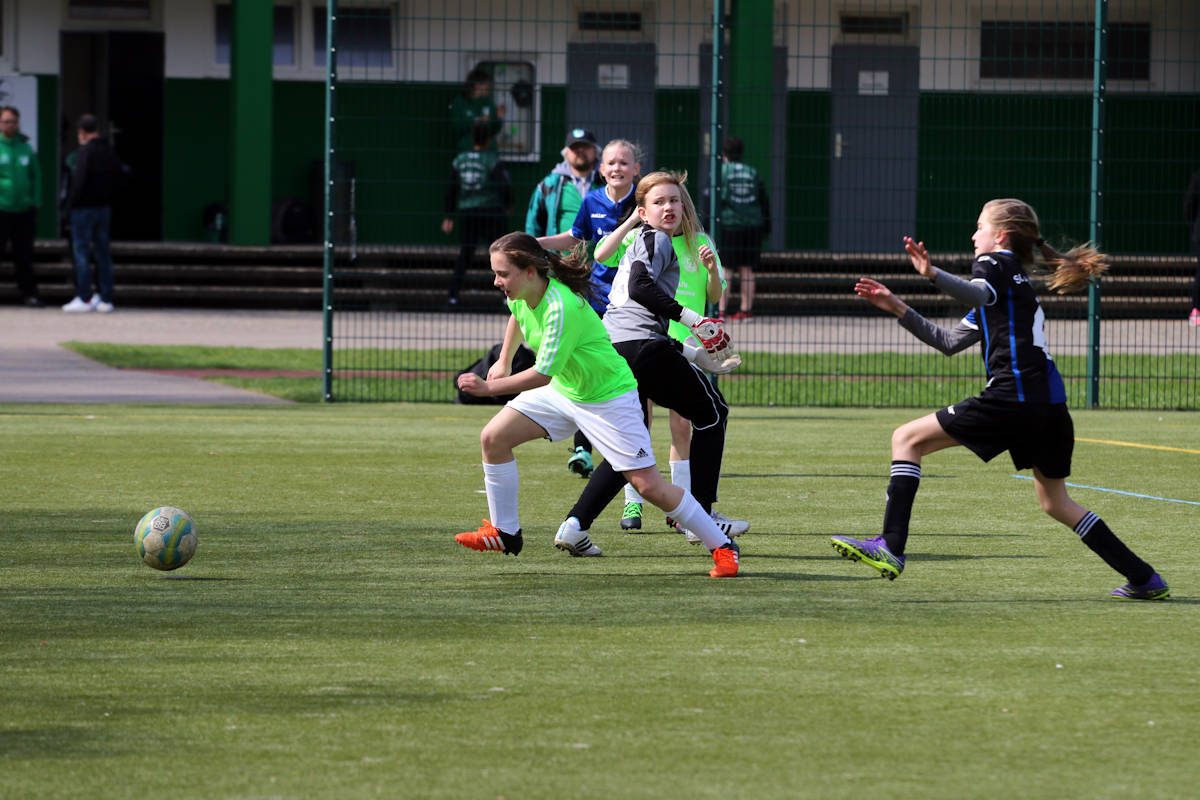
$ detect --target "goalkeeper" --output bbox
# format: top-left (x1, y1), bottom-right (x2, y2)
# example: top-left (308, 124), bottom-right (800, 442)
top-left (557, 170), bottom-right (747, 545)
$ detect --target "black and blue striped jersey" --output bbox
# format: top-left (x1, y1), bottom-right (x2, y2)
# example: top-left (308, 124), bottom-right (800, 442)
top-left (963, 250), bottom-right (1067, 404)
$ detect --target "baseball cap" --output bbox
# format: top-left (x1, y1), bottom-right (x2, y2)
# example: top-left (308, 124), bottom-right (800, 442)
top-left (565, 127), bottom-right (598, 148)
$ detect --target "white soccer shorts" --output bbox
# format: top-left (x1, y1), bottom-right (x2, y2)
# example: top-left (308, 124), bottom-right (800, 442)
top-left (507, 385), bottom-right (656, 473)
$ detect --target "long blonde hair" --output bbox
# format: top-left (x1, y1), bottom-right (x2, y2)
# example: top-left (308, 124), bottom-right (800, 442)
top-left (635, 170), bottom-right (704, 259)
top-left (982, 198), bottom-right (1108, 294)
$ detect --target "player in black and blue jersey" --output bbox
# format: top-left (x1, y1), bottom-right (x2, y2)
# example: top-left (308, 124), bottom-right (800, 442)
top-left (831, 198), bottom-right (1168, 600)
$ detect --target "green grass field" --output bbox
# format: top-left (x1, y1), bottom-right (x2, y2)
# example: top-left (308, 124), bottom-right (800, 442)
top-left (62, 342), bottom-right (1200, 408)
top-left (2, 403), bottom-right (1197, 799)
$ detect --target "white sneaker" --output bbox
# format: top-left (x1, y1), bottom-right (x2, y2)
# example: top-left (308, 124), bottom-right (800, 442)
top-left (62, 296), bottom-right (94, 313)
top-left (553, 516), bottom-right (603, 557)
top-left (679, 510), bottom-right (750, 544)
top-left (87, 293), bottom-right (101, 308)
top-left (94, 301), bottom-right (115, 313)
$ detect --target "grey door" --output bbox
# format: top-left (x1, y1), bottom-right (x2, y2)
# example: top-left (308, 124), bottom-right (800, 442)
top-left (566, 43), bottom-right (656, 174)
top-left (829, 45), bottom-right (919, 252)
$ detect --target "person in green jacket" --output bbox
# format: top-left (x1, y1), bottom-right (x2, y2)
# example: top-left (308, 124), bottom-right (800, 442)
top-left (0, 106), bottom-right (42, 306)
top-left (448, 68), bottom-right (504, 154)
top-left (441, 121), bottom-right (512, 307)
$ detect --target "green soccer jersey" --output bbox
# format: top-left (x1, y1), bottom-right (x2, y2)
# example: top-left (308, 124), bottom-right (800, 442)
top-left (507, 277), bottom-right (637, 403)
top-left (598, 230), bottom-right (725, 343)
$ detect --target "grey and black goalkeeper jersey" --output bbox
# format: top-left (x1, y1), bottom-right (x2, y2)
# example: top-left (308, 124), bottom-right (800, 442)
top-left (604, 224), bottom-right (688, 345)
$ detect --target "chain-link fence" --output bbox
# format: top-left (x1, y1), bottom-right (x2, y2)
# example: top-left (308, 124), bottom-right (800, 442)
top-left (321, 1), bottom-right (1200, 409)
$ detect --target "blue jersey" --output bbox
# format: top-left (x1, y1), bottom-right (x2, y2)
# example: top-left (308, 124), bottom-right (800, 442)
top-left (963, 250), bottom-right (1066, 404)
top-left (569, 184), bottom-right (637, 313)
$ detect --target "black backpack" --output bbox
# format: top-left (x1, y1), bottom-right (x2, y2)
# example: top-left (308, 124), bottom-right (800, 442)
top-left (454, 343), bottom-right (537, 405)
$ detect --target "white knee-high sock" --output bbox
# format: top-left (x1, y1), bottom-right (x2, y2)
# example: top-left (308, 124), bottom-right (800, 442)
top-left (669, 459), bottom-right (691, 493)
top-left (624, 484), bottom-right (644, 504)
top-left (482, 460), bottom-right (520, 533)
top-left (666, 491), bottom-right (728, 550)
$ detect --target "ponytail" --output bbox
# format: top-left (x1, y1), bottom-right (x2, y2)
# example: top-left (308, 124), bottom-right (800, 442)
top-left (488, 232), bottom-right (598, 304)
top-left (1040, 240), bottom-right (1108, 294)
top-left (981, 198), bottom-right (1108, 294)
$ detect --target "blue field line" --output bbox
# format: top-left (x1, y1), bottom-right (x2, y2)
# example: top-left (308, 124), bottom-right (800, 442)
top-left (1011, 475), bottom-right (1200, 506)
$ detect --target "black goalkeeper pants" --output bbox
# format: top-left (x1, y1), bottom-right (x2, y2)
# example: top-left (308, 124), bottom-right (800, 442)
top-left (568, 337), bottom-right (728, 528)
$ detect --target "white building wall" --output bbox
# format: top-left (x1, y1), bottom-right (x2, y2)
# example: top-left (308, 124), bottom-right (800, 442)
top-left (0, 0), bottom-right (1194, 92)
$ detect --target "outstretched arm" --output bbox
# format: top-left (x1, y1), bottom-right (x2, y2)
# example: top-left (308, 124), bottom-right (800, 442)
top-left (855, 277), bottom-right (909, 318)
top-left (537, 232), bottom-right (580, 251)
top-left (593, 213), bottom-right (642, 265)
top-left (903, 235), bottom-right (993, 307)
top-left (855, 277), bottom-right (979, 355)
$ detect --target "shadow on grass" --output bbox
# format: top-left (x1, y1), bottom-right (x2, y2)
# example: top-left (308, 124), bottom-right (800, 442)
top-left (156, 575), bottom-right (244, 581)
top-left (720, 472), bottom-right (958, 479)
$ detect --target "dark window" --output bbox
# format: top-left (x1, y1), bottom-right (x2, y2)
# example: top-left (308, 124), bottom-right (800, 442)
top-left (578, 12), bottom-right (642, 32)
top-left (840, 14), bottom-right (907, 36)
top-left (981, 21), bottom-right (1150, 81)
top-left (314, 6), bottom-right (393, 69)
top-left (216, 5), bottom-right (296, 67)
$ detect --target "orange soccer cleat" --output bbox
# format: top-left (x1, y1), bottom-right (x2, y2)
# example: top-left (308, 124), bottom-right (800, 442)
top-left (709, 542), bottom-right (740, 578)
top-left (455, 519), bottom-right (523, 556)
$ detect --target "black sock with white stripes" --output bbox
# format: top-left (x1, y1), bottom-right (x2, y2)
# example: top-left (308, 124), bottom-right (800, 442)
top-left (878, 462), bottom-right (921, 556)
top-left (1073, 511), bottom-right (1154, 585)
top-left (881, 460), bottom-right (921, 556)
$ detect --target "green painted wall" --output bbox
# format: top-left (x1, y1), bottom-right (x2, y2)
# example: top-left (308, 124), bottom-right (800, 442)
top-left (784, 91), bottom-right (831, 249)
top-left (162, 78), bottom-right (325, 241)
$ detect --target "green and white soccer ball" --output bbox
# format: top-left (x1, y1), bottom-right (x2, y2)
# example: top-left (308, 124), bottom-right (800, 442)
top-left (134, 507), bottom-right (197, 571)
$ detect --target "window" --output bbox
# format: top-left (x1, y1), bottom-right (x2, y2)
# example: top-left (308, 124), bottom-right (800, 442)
top-left (68, 0), bottom-right (151, 20)
top-left (313, 6), bottom-right (393, 69)
top-left (578, 11), bottom-right (642, 32)
top-left (840, 14), bottom-right (908, 37)
top-left (215, 4), bottom-right (296, 67)
top-left (981, 21), bottom-right (1151, 81)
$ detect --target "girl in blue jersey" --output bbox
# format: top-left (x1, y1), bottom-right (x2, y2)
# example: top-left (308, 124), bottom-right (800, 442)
top-left (454, 231), bottom-right (740, 578)
top-left (832, 198), bottom-right (1168, 600)
top-left (537, 139), bottom-right (643, 478)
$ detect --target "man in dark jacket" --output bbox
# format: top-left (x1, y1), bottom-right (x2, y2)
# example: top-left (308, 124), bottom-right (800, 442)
top-left (62, 114), bottom-right (122, 313)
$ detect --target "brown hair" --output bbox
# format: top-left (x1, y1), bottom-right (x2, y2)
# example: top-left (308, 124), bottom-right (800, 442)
top-left (981, 198), bottom-right (1108, 294)
top-left (488, 231), bottom-right (596, 302)
top-left (635, 170), bottom-right (704, 257)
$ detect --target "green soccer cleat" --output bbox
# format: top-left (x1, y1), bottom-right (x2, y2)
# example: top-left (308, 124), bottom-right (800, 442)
top-left (620, 501), bottom-right (643, 531)
top-left (830, 535), bottom-right (905, 580)
top-left (567, 446), bottom-right (594, 478)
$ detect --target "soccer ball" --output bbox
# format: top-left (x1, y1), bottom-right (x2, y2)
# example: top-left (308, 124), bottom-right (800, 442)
top-left (134, 507), bottom-right (197, 571)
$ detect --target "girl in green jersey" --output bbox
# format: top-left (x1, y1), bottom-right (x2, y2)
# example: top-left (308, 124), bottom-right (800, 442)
top-left (455, 232), bottom-right (740, 578)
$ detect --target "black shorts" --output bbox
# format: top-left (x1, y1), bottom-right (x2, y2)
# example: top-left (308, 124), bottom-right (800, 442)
top-left (935, 396), bottom-right (1074, 479)
top-left (612, 337), bottom-right (728, 431)
top-left (718, 227), bottom-right (764, 269)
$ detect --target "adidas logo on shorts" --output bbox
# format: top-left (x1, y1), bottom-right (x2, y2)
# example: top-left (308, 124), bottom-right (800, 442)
top-left (636, 448), bottom-right (649, 458)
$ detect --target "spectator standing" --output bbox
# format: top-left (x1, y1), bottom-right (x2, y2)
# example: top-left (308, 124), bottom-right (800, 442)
top-left (524, 127), bottom-right (602, 239)
top-left (441, 121), bottom-right (512, 308)
top-left (62, 114), bottom-right (122, 313)
top-left (449, 68), bottom-right (504, 154)
top-left (714, 136), bottom-right (769, 321)
top-left (0, 106), bottom-right (42, 307)
top-left (1184, 168), bottom-right (1200, 325)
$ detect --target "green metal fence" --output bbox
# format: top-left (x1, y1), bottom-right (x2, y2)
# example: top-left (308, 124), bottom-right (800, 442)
top-left (322, 0), bottom-right (1200, 409)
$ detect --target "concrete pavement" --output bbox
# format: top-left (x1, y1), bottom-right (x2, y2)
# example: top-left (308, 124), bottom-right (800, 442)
top-left (0, 307), bottom-right (323, 403)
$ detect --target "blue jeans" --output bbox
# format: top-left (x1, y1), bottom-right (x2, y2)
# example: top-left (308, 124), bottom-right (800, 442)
top-left (71, 206), bottom-right (114, 303)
